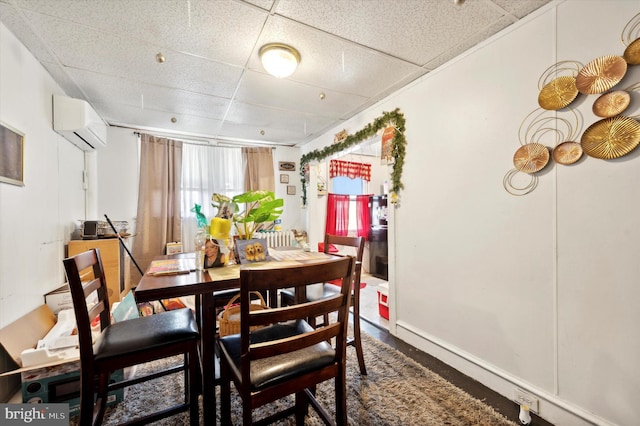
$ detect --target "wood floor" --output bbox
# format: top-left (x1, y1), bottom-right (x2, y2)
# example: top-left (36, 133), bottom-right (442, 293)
top-left (357, 274), bottom-right (554, 426)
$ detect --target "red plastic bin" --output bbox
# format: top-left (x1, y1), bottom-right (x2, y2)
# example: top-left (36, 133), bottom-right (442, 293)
top-left (377, 282), bottom-right (389, 320)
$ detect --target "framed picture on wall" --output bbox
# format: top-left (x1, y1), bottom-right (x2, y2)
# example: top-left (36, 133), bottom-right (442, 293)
top-left (287, 185), bottom-right (296, 195)
top-left (0, 121), bottom-right (24, 186)
top-left (279, 174), bottom-right (289, 184)
top-left (279, 161), bottom-right (295, 171)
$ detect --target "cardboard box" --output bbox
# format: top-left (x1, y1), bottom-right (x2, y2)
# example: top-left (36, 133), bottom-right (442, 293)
top-left (377, 282), bottom-right (389, 320)
top-left (0, 305), bottom-right (122, 414)
top-left (45, 285), bottom-right (74, 314)
top-left (21, 360), bottom-right (123, 417)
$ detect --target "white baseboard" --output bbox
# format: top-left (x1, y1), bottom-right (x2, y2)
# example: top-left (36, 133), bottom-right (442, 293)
top-left (395, 321), bottom-right (612, 426)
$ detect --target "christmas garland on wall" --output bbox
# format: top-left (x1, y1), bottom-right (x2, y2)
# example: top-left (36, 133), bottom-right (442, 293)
top-left (300, 108), bottom-right (406, 206)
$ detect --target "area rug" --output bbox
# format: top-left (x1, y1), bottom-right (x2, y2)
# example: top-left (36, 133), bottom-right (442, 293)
top-left (73, 331), bottom-right (516, 425)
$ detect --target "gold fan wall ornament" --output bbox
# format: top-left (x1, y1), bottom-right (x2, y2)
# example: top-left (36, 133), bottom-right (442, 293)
top-left (538, 76), bottom-right (579, 110)
top-left (575, 55), bottom-right (627, 94)
top-left (580, 116), bottom-right (640, 159)
top-left (592, 90), bottom-right (631, 118)
top-left (513, 143), bottom-right (550, 173)
top-left (622, 12), bottom-right (640, 64)
top-left (624, 39), bottom-right (640, 64)
top-left (552, 141), bottom-right (583, 165)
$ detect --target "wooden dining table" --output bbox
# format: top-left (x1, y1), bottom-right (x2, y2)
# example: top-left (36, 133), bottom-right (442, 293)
top-left (134, 247), bottom-right (335, 424)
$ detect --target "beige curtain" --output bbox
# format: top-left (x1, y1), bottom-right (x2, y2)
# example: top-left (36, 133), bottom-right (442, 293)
top-left (131, 134), bottom-right (183, 283)
top-left (243, 147), bottom-right (275, 191)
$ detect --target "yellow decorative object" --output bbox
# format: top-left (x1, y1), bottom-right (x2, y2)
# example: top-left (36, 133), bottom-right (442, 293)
top-left (210, 217), bottom-right (232, 239)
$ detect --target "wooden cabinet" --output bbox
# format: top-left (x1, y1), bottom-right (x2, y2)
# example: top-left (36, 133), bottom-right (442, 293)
top-left (68, 239), bottom-right (130, 308)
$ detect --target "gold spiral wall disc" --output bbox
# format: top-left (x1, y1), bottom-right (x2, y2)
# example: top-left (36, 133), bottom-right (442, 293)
top-left (575, 55), bottom-right (627, 94)
top-left (552, 141), bottom-right (583, 165)
top-left (592, 90), bottom-right (631, 117)
top-left (580, 116), bottom-right (640, 159)
top-left (538, 76), bottom-right (579, 110)
top-left (623, 38), bottom-right (640, 65)
top-left (513, 143), bottom-right (550, 173)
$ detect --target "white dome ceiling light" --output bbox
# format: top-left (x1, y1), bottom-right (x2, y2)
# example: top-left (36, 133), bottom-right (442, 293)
top-left (259, 43), bottom-right (301, 78)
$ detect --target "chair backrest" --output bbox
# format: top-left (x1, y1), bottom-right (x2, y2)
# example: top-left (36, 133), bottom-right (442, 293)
top-left (323, 234), bottom-right (365, 262)
top-left (323, 234), bottom-right (364, 285)
top-left (63, 248), bottom-right (112, 369)
top-left (238, 256), bottom-right (355, 378)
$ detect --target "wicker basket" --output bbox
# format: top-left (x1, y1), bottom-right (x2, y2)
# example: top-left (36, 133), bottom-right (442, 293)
top-left (218, 291), bottom-right (268, 337)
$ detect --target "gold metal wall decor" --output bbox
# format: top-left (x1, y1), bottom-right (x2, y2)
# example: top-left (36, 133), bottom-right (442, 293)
top-left (581, 116), bottom-right (640, 159)
top-left (622, 12), bottom-right (640, 64)
top-left (505, 16), bottom-right (640, 196)
top-left (513, 143), bottom-right (550, 173)
top-left (537, 61), bottom-right (583, 110)
top-left (575, 55), bottom-right (627, 94)
top-left (538, 76), bottom-right (579, 110)
top-left (552, 141), bottom-right (583, 165)
top-left (592, 90), bottom-right (631, 117)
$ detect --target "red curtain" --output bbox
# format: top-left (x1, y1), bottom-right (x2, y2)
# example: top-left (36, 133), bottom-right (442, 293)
top-left (356, 195), bottom-right (372, 240)
top-left (326, 193), bottom-right (350, 236)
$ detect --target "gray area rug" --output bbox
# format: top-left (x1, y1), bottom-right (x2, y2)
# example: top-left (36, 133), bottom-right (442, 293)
top-left (73, 330), bottom-right (516, 425)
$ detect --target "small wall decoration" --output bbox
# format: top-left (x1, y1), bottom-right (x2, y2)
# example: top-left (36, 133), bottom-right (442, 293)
top-left (0, 122), bottom-right (24, 186)
top-left (334, 129), bottom-right (348, 144)
top-left (279, 174), bottom-right (289, 184)
top-left (381, 126), bottom-right (395, 164)
top-left (287, 185), bottom-right (296, 195)
top-left (279, 161), bottom-right (295, 171)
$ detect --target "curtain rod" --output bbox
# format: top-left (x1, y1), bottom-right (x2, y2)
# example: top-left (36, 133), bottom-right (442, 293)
top-left (131, 131), bottom-right (276, 150)
top-left (111, 124), bottom-right (280, 149)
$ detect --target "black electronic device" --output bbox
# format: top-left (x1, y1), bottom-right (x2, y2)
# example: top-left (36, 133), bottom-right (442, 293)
top-left (82, 220), bottom-right (99, 240)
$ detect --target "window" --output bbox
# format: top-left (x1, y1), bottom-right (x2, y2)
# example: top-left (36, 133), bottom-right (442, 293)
top-left (331, 176), bottom-right (366, 234)
top-left (181, 144), bottom-right (244, 245)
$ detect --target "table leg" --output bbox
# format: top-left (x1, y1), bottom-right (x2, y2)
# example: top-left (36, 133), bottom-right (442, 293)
top-left (201, 292), bottom-right (216, 424)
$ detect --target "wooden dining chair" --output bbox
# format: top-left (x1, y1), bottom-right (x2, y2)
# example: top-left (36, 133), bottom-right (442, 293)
top-left (280, 234), bottom-right (367, 375)
top-left (218, 255), bottom-right (356, 425)
top-left (63, 248), bottom-right (200, 426)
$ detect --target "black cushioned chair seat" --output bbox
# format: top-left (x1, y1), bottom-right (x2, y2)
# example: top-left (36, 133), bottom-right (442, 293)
top-left (219, 319), bottom-right (334, 390)
top-left (94, 308), bottom-right (199, 361)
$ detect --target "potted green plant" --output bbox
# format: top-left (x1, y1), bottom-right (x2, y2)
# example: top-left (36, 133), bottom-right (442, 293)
top-left (212, 190), bottom-right (284, 240)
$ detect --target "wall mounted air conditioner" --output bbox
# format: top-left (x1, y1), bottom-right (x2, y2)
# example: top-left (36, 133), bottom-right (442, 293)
top-left (53, 95), bottom-right (107, 151)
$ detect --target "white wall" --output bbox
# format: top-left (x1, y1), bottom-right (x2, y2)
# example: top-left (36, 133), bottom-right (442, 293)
top-left (0, 22), bottom-right (85, 328)
top-left (302, 1), bottom-right (639, 425)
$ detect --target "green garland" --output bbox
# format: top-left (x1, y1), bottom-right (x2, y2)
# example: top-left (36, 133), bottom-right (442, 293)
top-left (299, 108), bottom-right (406, 206)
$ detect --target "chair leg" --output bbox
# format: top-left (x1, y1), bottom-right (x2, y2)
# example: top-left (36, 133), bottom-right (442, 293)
top-left (351, 296), bottom-right (367, 375)
top-left (220, 357), bottom-right (232, 424)
top-left (294, 391), bottom-right (307, 425)
top-left (94, 372), bottom-right (110, 426)
top-left (188, 347), bottom-right (200, 426)
top-left (335, 368), bottom-right (347, 425)
top-left (79, 370), bottom-right (96, 426)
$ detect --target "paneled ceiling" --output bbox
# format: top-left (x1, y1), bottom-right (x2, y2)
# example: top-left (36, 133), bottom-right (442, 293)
top-left (0, 0), bottom-right (551, 147)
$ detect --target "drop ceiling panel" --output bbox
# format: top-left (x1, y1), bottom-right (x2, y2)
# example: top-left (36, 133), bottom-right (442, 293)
top-left (235, 71), bottom-right (368, 117)
top-left (14, 0), bottom-right (268, 66)
top-left (250, 15), bottom-right (424, 97)
top-left (66, 68), bottom-right (231, 120)
top-left (274, 0), bottom-right (509, 65)
top-left (97, 102), bottom-right (224, 137)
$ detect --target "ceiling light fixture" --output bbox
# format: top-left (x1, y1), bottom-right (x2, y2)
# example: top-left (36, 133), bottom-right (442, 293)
top-left (259, 43), bottom-right (301, 78)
